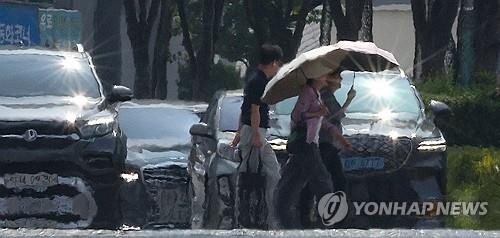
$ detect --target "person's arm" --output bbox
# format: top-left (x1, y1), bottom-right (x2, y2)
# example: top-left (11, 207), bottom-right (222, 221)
top-left (322, 121), bottom-right (351, 149)
top-left (342, 87), bottom-right (357, 110)
top-left (230, 113), bottom-right (243, 147)
top-left (250, 104), bottom-right (262, 147)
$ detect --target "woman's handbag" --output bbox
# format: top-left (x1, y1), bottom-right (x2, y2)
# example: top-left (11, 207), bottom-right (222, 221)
top-left (237, 148), bottom-right (267, 229)
top-left (286, 122), bottom-right (307, 154)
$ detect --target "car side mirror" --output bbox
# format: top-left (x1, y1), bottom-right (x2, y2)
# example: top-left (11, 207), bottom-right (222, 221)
top-left (429, 100), bottom-right (452, 119)
top-left (109, 85), bottom-right (133, 103)
top-left (190, 123), bottom-right (213, 137)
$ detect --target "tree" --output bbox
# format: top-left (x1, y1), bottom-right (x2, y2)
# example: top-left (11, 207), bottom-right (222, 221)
top-left (472, 0), bottom-right (498, 74)
top-left (359, 0), bottom-right (373, 42)
top-left (319, 0), bottom-right (332, 46)
top-left (93, 0), bottom-right (123, 93)
top-left (410, 0), bottom-right (459, 81)
top-left (320, 0), bottom-right (373, 45)
top-left (176, 0), bottom-right (225, 101)
top-left (244, 0), bottom-right (322, 62)
top-left (329, 0), bottom-right (367, 41)
top-left (456, 0), bottom-right (475, 86)
top-left (151, 0), bottom-right (175, 99)
top-left (123, 0), bottom-right (160, 99)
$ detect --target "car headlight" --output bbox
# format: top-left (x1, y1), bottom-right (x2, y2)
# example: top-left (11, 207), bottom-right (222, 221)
top-left (217, 142), bottom-right (238, 161)
top-left (120, 172), bottom-right (139, 183)
top-left (77, 115), bottom-right (115, 138)
top-left (417, 137), bottom-right (447, 152)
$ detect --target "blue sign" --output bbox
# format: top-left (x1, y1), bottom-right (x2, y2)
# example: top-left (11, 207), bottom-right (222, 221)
top-left (0, 4), bottom-right (40, 46)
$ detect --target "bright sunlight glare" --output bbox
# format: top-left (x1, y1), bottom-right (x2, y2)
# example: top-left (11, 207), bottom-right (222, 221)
top-left (377, 108), bottom-right (394, 121)
top-left (70, 95), bottom-right (89, 107)
top-left (61, 57), bottom-right (81, 70)
top-left (367, 78), bottom-right (393, 98)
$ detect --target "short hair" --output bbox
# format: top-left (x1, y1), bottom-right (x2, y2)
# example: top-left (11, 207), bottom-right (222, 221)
top-left (259, 44), bottom-right (283, 65)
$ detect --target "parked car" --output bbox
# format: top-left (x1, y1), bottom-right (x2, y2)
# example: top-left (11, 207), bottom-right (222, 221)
top-left (0, 46), bottom-right (132, 228)
top-left (189, 69), bottom-right (450, 229)
top-left (118, 101), bottom-right (206, 229)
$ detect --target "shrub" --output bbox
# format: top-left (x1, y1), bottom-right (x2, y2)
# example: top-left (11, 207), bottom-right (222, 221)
top-left (447, 146), bottom-right (500, 230)
top-left (416, 74), bottom-right (500, 147)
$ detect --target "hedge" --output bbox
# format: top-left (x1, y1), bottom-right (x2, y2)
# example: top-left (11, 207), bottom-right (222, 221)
top-left (416, 74), bottom-right (500, 147)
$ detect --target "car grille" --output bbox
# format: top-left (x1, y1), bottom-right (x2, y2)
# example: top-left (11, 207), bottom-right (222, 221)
top-left (0, 121), bottom-right (76, 136)
top-left (142, 165), bottom-right (191, 228)
top-left (0, 175), bottom-right (97, 229)
top-left (342, 134), bottom-right (413, 176)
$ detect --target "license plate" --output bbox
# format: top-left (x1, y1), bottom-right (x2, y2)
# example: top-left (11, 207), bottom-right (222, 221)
top-left (342, 157), bottom-right (384, 171)
top-left (4, 172), bottom-right (58, 189)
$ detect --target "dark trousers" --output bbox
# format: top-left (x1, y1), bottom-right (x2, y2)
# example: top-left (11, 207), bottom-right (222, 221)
top-left (299, 142), bottom-right (347, 228)
top-left (275, 143), bottom-right (333, 229)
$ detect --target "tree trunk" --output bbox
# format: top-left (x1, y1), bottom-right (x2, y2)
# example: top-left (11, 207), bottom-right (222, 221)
top-left (124, 0), bottom-right (160, 99)
top-left (457, 0), bottom-right (476, 86)
top-left (176, 0), bottom-right (198, 99)
top-left (330, 0), bottom-right (366, 41)
top-left (319, 0), bottom-right (332, 46)
top-left (359, 0), bottom-right (373, 42)
top-left (246, 0), bottom-right (321, 62)
top-left (152, 0), bottom-right (174, 99)
top-left (473, 0), bottom-right (499, 73)
top-left (194, 0), bottom-right (216, 101)
top-left (93, 0), bottom-right (122, 94)
top-left (411, 0), bottom-right (459, 81)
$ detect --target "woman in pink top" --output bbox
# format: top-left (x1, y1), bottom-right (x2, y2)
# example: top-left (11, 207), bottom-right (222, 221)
top-left (275, 69), bottom-right (350, 229)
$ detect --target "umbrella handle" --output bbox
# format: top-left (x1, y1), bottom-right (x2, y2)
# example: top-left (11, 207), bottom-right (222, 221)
top-left (352, 72), bottom-right (355, 88)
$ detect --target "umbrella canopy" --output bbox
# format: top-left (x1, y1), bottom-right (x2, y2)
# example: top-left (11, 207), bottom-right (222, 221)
top-left (262, 41), bottom-right (400, 105)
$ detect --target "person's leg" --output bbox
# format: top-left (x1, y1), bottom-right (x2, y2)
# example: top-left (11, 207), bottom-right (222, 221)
top-left (235, 125), bottom-right (255, 227)
top-left (299, 183), bottom-right (315, 228)
top-left (307, 144), bottom-right (334, 207)
top-left (319, 143), bottom-right (347, 192)
top-left (274, 154), bottom-right (309, 229)
top-left (259, 142), bottom-right (281, 228)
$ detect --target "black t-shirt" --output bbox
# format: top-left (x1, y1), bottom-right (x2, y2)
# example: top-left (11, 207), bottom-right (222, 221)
top-left (241, 69), bottom-right (270, 128)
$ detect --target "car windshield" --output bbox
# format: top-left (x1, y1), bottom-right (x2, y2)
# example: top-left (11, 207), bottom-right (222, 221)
top-left (275, 71), bottom-right (421, 118)
top-left (219, 95), bottom-right (243, 132)
top-left (0, 54), bottom-right (100, 98)
top-left (118, 106), bottom-right (200, 149)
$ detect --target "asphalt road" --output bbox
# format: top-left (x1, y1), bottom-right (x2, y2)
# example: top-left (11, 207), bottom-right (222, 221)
top-left (1, 229), bottom-right (499, 238)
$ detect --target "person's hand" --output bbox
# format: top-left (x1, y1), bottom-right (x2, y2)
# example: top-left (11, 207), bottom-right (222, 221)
top-left (251, 133), bottom-right (263, 148)
top-left (340, 138), bottom-right (353, 152)
top-left (347, 87), bottom-right (357, 101)
top-left (317, 104), bottom-right (330, 117)
top-left (230, 132), bottom-right (240, 147)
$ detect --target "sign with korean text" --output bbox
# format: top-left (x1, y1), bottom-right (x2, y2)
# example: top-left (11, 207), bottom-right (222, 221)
top-left (0, 4), bottom-right (40, 46)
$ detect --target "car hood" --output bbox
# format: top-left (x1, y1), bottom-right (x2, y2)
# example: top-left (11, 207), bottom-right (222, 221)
top-left (268, 112), bottom-right (441, 140)
top-left (0, 96), bottom-right (101, 122)
top-left (125, 145), bottom-right (190, 170)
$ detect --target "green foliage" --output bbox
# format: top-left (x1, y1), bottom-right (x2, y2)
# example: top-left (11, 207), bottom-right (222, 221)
top-left (216, 0), bottom-right (258, 62)
top-left (173, 0), bottom-right (257, 63)
top-left (446, 146), bottom-right (500, 230)
top-left (416, 73), bottom-right (500, 147)
top-left (177, 61), bottom-right (242, 100)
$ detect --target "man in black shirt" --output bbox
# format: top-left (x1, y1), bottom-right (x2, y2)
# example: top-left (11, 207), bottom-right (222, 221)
top-left (231, 44), bottom-right (283, 228)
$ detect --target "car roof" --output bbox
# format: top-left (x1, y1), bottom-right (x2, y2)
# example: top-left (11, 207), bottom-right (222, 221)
top-left (120, 100), bottom-right (208, 113)
top-left (0, 47), bottom-right (87, 59)
top-left (224, 89), bottom-right (243, 97)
